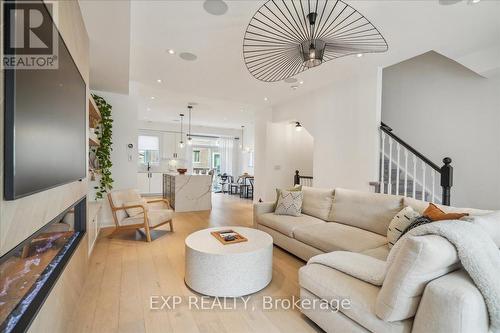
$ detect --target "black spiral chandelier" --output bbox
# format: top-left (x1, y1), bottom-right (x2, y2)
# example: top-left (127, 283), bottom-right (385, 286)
top-left (243, 0), bottom-right (388, 82)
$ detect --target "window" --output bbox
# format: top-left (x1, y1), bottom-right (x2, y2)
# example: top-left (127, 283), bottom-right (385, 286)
top-left (212, 153), bottom-right (221, 174)
top-left (193, 150), bottom-right (200, 163)
top-left (138, 135), bottom-right (160, 165)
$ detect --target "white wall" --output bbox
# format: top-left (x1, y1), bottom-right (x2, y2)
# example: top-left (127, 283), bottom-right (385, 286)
top-left (257, 65), bottom-right (382, 201)
top-left (382, 51), bottom-right (500, 209)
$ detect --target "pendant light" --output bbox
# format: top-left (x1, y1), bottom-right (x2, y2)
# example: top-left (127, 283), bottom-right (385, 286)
top-left (179, 113), bottom-right (185, 148)
top-left (243, 0), bottom-right (388, 82)
top-left (187, 105), bottom-right (193, 145)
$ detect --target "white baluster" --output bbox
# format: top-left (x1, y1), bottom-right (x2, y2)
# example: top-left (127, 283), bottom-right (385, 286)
top-left (421, 163), bottom-right (426, 201)
top-left (404, 150), bottom-right (409, 197)
top-left (412, 155), bottom-right (417, 198)
top-left (381, 132), bottom-right (386, 194)
top-left (396, 142), bottom-right (401, 195)
top-left (388, 138), bottom-right (393, 195)
top-left (431, 172), bottom-right (436, 203)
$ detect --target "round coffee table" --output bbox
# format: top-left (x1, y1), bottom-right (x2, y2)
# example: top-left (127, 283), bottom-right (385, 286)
top-left (185, 226), bottom-right (273, 297)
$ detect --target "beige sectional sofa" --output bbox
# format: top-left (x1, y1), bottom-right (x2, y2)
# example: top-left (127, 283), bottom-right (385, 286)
top-left (253, 187), bottom-right (493, 333)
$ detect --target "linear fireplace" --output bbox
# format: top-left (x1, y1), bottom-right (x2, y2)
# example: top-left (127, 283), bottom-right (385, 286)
top-left (0, 196), bottom-right (86, 332)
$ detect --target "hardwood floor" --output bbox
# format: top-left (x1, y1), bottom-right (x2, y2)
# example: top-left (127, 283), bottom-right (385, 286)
top-left (69, 194), bottom-right (322, 333)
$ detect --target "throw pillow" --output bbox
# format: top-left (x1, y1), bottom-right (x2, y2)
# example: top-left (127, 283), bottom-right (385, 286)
top-left (400, 216), bottom-right (433, 238)
top-left (274, 185), bottom-right (302, 210)
top-left (124, 198), bottom-right (148, 217)
top-left (274, 190), bottom-right (303, 217)
top-left (387, 206), bottom-right (420, 248)
top-left (423, 203), bottom-right (469, 221)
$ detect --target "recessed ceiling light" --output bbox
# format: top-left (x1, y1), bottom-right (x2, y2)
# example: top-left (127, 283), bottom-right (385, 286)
top-left (284, 77), bottom-right (298, 83)
top-left (357, 53), bottom-right (363, 58)
top-left (470, 0), bottom-right (481, 3)
top-left (264, 97), bottom-right (268, 101)
top-left (167, 49), bottom-right (175, 55)
top-left (179, 52), bottom-right (198, 61)
top-left (299, 80), bottom-right (304, 85)
top-left (157, 79), bottom-right (162, 83)
top-left (150, 96), bottom-right (155, 100)
top-left (291, 85), bottom-right (299, 90)
top-left (203, 0), bottom-right (228, 16)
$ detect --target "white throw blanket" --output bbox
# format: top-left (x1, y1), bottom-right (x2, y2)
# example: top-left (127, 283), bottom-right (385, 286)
top-left (387, 220), bottom-right (500, 333)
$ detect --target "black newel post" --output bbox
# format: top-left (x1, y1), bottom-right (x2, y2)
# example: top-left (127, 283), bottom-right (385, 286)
top-left (294, 170), bottom-right (300, 185)
top-left (440, 157), bottom-right (453, 206)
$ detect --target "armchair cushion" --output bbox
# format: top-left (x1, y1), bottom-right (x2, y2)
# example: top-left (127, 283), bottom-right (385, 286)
top-left (109, 189), bottom-right (142, 222)
top-left (124, 198), bottom-right (149, 217)
top-left (308, 251), bottom-right (387, 286)
top-left (121, 209), bottom-right (173, 227)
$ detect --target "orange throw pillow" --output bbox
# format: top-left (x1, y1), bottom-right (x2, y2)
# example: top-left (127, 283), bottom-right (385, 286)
top-left (423, 203), bottom-right (469, 221)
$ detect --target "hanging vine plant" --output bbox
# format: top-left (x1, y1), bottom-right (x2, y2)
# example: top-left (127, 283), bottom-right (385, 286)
top-left (92, 94), bottom-right (113, 200)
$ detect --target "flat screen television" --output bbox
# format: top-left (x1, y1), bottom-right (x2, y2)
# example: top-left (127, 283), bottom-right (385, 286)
top-left (4, 2), bottom-right (86, 200)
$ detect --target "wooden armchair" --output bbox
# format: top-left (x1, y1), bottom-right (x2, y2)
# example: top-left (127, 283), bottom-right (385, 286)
top-left (107, 189), bottom-right (174, 242)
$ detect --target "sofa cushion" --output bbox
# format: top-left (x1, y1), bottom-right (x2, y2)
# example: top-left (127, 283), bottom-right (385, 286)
top-left (361, 245), bottom-right (390, 261)
top-left (376, 235), bottom-right (460, 321)
top-left (257, 213), bottom-right (325, 238)
top-left (299, 264), bottom-right (413, 333)
top-left (301, 186), bottom-right (334, 220)
top-left (293, 222), bottom-right (387, 253)
top-left (412, 270), bottom-right (489, 333)
top-left (329, 188), bottom-right (403, 236)
top-left (403, 197), bottom-right (492, 216)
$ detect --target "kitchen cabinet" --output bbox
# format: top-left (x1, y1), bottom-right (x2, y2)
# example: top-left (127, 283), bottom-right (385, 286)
top-left (137, 172), bottom-right (150, 194)
top-left (137, 172), bottom-right (163, 195)
top-left (150, 173), bottom-right (163, 194)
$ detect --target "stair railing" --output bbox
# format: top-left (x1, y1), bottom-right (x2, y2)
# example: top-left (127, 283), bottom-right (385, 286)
top-left (376, 122), bottom-right (453, 205)
top-left (294, 170), bottom-right (313, 187)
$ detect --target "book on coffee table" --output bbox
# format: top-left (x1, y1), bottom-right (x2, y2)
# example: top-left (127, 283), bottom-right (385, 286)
top-left (211, 229), bottom-right (248, 245)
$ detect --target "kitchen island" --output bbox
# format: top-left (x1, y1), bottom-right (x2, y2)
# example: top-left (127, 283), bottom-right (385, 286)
top-left (163, 173), bottom-right (212, 212)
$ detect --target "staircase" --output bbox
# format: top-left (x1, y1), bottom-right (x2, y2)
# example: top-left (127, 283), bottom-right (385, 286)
top-left (380, 154), bottom-right (436, 202)
top-left (373, 123), bottom-right (453, 205)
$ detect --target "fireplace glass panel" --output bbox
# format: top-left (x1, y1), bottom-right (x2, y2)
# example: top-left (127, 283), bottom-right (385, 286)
top-left (0, 200), bottom-right (85, 330)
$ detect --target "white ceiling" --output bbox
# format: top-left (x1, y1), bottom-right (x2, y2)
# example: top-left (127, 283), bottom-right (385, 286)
top-left (81, 0), bottom-right (500, 128)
